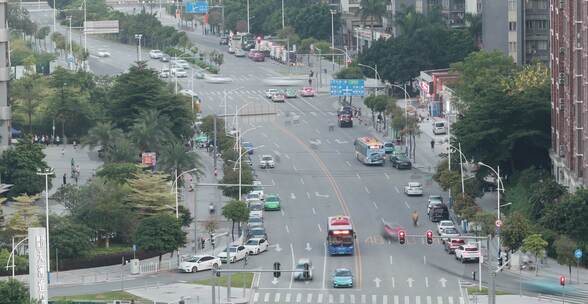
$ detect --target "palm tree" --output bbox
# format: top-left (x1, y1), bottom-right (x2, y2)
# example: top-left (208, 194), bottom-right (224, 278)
top-left (108, 136), bottom-right (140, 163)
top-left (359, 0), bottom-right (387, 42)
top-left (158, 140), bottom-right (202, 179)
top-left (129, 109), bottom-right (174, 153)
top-left (11, 75), bottom-right (44, 135)
top-left (82, 122), bottom-right (124, 156)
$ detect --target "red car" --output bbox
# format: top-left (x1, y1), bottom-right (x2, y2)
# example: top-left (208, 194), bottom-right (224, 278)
top-left (444, 238), bottom-right (466, 254)
top-left (299, 87), bottom-right (315, 97)
top-left (381, 221), bottom-right (404, 242)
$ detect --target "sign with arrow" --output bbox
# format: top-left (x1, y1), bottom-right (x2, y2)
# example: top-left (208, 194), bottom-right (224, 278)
top-left (272, 277), bottom-right (279, 285)
top-left (406, 278), bottom-right (414, 288)
top-left (275, 244), bottom-right (282, 252)
top-left (439, 277), bottom-right (447, 288)
top-left (575, 248), bottom-right (583, 259)
top-left (290, 193), bottom-right (296, 200)
top-left (305, 243), bottom-right (312, 251)
top-left (373, 277), bottom-right (381, 288)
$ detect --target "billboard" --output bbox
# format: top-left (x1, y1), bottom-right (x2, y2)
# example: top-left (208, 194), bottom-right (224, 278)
top-left (142, 152), bottom-right (157, 167)
top-left (84, 20), bottom-right (119, 34)
top-left (185, 1), bottom-right (209, 14)
top-left (28, 227), bottom-right (48, 304)
top-left (330, 79), bottom-right (365, 96)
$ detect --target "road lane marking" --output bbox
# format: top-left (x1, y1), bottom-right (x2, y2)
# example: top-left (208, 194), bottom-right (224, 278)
top-left (296, 293), bottom-right (302, 303)
top-left (349, 294), bottom-right (355, 303)
top-left (364, 186), bottom-right (370, 194)
top-left (307, 192), bottom-right (311, 199)
top-left (437, 296), bottom-right (443, 304)
top-left (272, 179), bottom-right (276, 186)
top-left (389, 256), bottom-right (393, 265)
top-left (307, 293), bottom-right (313, 303)
top-left (339, 294), bottom-right (345, 303)
top-left (318, 294), bottom-right (323, 303)
top-left (427, 296), bottom-right (432, 304)
top-left (372, 295), bottom-right (377, 304)
top-left (459, 297), bottom-right (464, 304)
top-left (281, 209), bottom-right (286, 217)
top-left (329, 294), bottom-right (334, 303)
top-left (290, 193), bottom-right (296, 199)
top-left (264, 293), bottom-right (270, 302)
top-left (285, 293), bottom-right (291, 302)
top-left (404, 201), bottom-right (410, 209)
top-left (274, 293), bottom-right (281, 302)
top-left (372, 201), bottom-right (379, 209)
top-left (315, 129), bottom-right (320, 134)
top-left (346, 161), bottom-right (352, 167)
top-left (416, 296), bottom-right (421, 304)
top-left (300, 177), bottom-right (305, 185)
top-left (391, 276), bottom-right (395, 288)
top-left (317, 224), bottom-right (322, 232)
top-left (405, 296), bottom-right (410, 304)
top-left (425, 276), bottom-right (429, 287)
top-left (254, 292), bottom-right (259, 302)
top-left (448, 296), bottom-right (454, 304)
top-left (285, 224), bottom-right (290, 233)
top-left (394, 295), bottom-right (399, 304)
top-left (383, 295), bottom-right (388, 304)
top-left (395, 186), bottom-right (400, 193)
top-left (312, 207), bottom-right (316, 215)
top-left (322, 243), bottom-right (327, 290)
top-left (356, 173), bottom-right (361, 179)
top-left (274, 143), bottom-right (280, 148)
top-left (361, 294), bottom-right (366, 303)
top-left (289, 243), bottom-right (295, 289)
top-left (336, 149), bottom-right (341, 154)
top-left (423, 256), bottom-right (427, 264)
top-left (293, 164), bottom-right (298, 171)
top-left (285, 153), bottom-right (290, 159)
top-left (310, 111), bottom-right (317, 117)
top-left (262, 132), bottom-right (268, 138)
top-left (385, 173), bottom-right (390, 180)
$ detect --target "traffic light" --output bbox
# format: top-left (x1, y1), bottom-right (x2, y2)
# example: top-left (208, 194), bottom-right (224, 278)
top-left (257, 36), bottom-right (261, 44)
top-left (303, 263), bottom-right (310, 279)
top-left (273, 262), bottom-right (281, 278)
top-left (426, 230), bottom-right (433, 245)
top-left (210, 235), bottom-right (216, 248)
top-left (398, 230), bottom-right (406, 245)
top-left (560, 275), bottom-right (566, 286)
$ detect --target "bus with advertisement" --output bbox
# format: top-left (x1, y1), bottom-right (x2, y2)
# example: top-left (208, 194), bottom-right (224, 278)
top-left (354, 136), bottom-right (385, 165)
top-left (327, 216), bottom-right (355, 255)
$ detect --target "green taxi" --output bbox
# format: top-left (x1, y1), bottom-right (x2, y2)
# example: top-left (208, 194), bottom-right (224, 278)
top-left (263, 194), bottom-right (281, 211)
top-left (285, 88), bottom-right (297, 98)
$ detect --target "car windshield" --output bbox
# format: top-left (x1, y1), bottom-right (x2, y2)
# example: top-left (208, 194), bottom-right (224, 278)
top-left (228, 247), bottom-right (238, 252)
top-left (249, 217), bottom-right (262, 223)
top-left (430, 196), bottom-right (443, 202)
top-left (250, 204), bottom-right (262, 211)
top-left (186, 257), bottom-right (201, 263)
top-left (247, 193), bottom-right (259, 199)
top-left (385, 143), bottom-right (393, 147)
top-left (335, 270), bottom-right (352, 277)
top-left (246, 239), bottom-right (258, 245)
top-left (251, 229), bottom-right (265, 235)
top-left (444, 228), bottom-right (458, 234)
top-left (262, 156), bottom-right (272, 161)
top-left (440, 221), bottom-right (453, 226)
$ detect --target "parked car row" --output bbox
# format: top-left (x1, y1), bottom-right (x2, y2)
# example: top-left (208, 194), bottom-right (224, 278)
top-left (264, 87), bottom-right (315, 102)
top-left (434, 215), bottom-right (481, 264)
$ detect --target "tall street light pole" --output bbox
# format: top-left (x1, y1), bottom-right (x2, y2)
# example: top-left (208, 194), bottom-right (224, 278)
top-left (247, 0), bottom-right (250, 33)
top-left (173, 168), bottom-right (199, 218)
top-left (37, 168), bottom-right (54, 283)
top-left (358, 63), bottom-right (380, 95)
top-left (134, 34), bottom-right (143, 61)
top-left (281, 0), bottom-right (285, 29)
top-left (330, 9), bottom-right (336, 66)
top-left (477, 161), bottom-right (504, 258)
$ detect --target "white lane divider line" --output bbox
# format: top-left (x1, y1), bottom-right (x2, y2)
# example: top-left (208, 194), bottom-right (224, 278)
top-left (317, 224), bottom-right (322, 232)
top-left (356, 173), bottom-right (361, 179)
top-left (312, 207), bottom-right (316, 215)
top-left (395, 186), bottom-right (400, 193)
top-left (284, 153), bottom-right (290, 159)
top-left (404, 201), bottom-right (410, 209)
top-left (307, 192), bottom-right (311, 199)
top-left (293, 164), bottom-right (298, 171)
top-left (346, 160), bottom-right (352, 167)
top-left (423, 256), bottom-right (427, 265)
top-left (261, 132), bottom-right (268, 138)
top-left (372, 201), bottom-right (379, 209)
top-left (300, 177), bottom-right (305, 185)
top-left (281, 209), bottom-right (286, 217)
top-left (274, 142), bottom-right (280, 148)
top-left (391, 276), bottom-right (395, 288)
top-left (425, 276), bottom-right (429, 287)
top-left (385, 173), bottom-right (390, 180)
top-left (285, 224), bottom-right (290, 234)
top-left (364, 186), bottom-right (370, 194)
top-left (389, 256), bottom-right (393, 265)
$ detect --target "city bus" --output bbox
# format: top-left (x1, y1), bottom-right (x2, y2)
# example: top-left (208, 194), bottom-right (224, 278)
top-left (354, 136), bottom-right (385, 165)
top-left (327, 216), bottom-right (355, 255)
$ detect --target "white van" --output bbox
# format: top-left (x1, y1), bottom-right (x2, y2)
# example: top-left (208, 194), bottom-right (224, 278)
top-left (433, 121), bottom-right (447, 135)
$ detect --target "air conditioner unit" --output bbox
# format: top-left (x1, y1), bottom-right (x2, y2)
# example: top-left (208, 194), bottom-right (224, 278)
top-left (559, 0), bottom-right (565, 9)
top-left (559, 98), bottom-right (565, 111)
top-left (560, 144), bottom-right (566, 157)
top-left (560, 47), bottom-right (566, 54)
top-left (559, 73), bottom-right (566, 85)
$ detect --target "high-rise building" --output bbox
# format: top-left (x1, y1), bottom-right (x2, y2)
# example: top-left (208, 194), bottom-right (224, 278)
top-left (0, 0), bottom-right (10, 152)
top-left (550, 0), bottom-right (587, 190)
top-left (482, 0), bottom-right (550, 65)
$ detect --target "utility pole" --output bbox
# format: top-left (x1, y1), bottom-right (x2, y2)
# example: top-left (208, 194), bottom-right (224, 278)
top-left (213, 115), bottom-right (217, 173)
top-left (281, 0), bottom-right (285, 29)
top-left (247, 0), bottom-right (250, 33)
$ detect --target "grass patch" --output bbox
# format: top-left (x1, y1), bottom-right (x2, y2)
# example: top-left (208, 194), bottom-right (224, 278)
top-left (467, 287), bottom-right (510, 295)
top-left (192, 272), bottom-right (254, 288)
top-left (51, 290), bottom-right (146, 302)
top-left (85, 244), bottom-right (131, 257)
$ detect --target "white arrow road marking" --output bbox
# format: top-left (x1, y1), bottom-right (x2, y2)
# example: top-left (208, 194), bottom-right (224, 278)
top-left (389, 256), bottom-right (393, 265)
top-left (317, 224), bottom-right (323, 232)
top-left (356, 173), bottom-right (362, 180)
top-left (290, 193), bottom-right (296, 199)
top-left (372, 201), bottom-right (379, 209)
top-left (312, 207), bottom-right (316, 215)
top-left (346, 161), bottom-right (352, 167)
top-left (315, 192), bottom-right (330, 198)
top-left (293, 165), bottom-right (298, 171)
top-left (305, 242), bottom-right (312, 251)
top-left (374, 277), bottom-right (382, 288)
top-left (326, 139), bottom-right (331, 144)
top-left (385, 173), bottom-right (390, 180)
top-left (284, 153), bottom-right (290, 159)
top-left (300, 178), bottom-right (305, 185)
top-left (281, 209), bottom-right (285, 216)
top-left (440, 277), bottom-right (447, 288)
top-left (335, 139), bottom-right (348, 144)
top-left (272, 277), bottom-right (279, 285)
top-left (391, 277), bottom-right (395, 288)
top-left (425, 276), bottom-right (429, 288)
top-left (275, 243), bottom-right (282, 252)
top-left (407, 277), bottom-right (414, 288)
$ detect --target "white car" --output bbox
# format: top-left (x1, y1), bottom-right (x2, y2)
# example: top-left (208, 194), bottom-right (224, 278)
top-left (149, 49), bottom-right (163, 59)
top-left (455, 244), bottom-right (480, 263)
top-left (175, 59), bottom-right (190, 69)
top-left (178, 255), bottom-right (221, 273)
top-left (439, 227), bottom-right (460, 242)
top-left (204, 75), bottom-right (233, 83)
top-left (265, 89), bottom-right (279, 98)
top-left (179, 89), bottom-right (197, 98)
top-left (245, 192), bottom-right (262, 204)
top-left (96, 49), bottom-right (111, 57)
top-left (259, 155), bottom-right (275, 168)
top-left (172, 67), bottom-right (188, 78)
top-left (250, 182), bottom-right (264, 200)
top-left (249, 202), bottom-right (264, 218)
top-left (404, 182), bottom-right (423, 196)
top-left (217, 245), bottom-right (248, 263)
top-left (293, 258), bottom-right (313, 281)
top-left (159, 68), bottom-right (170, 78)
top-left (427, 195), bottom-right (444, 215)
top-left (437, 220), bottom-right (455, 235)
top-left (244, 238), bottom-right (269, 255)
top-left (235, 49), bottom-right (246, 57)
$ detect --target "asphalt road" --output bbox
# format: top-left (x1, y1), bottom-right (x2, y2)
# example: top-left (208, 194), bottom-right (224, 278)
top-left (25, 3), bottom-right (588, 304)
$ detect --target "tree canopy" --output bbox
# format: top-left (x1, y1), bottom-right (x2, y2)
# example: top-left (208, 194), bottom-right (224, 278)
top-left (134, 214), bottom-right (186, 262)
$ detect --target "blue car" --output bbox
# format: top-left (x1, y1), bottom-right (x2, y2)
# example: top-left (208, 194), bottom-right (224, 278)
top-left (242, 142), bottom-right (254, 154)
top-left (332, 268), bottom-right (353, 288)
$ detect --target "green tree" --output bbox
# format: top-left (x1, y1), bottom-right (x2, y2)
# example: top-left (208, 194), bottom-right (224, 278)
top-left (82, 122), bottom-right (124, 158)
top-left (472, 211), bottom-right (497, 238)
top-left (7, 194), bottom-right (40, 237)
top-left (134, 214), bottom-right (186, 263)
top-left (158, 140), bottom-right (201, 180)
top-left (107, 136), bottom-right (139, 163)
top-left (554, 235), bottom-right (578, 279)
top-left (359, 0), bottom-right (386, 41)
top-left (96, 163), bottom-right (140, 184)
top-left (10, 74), bottom-right (46, 134)
top-left (127, 171), bottom-right (175, 217)
top-left (522, 234), bottom-right (548, 275)
top-left (500, 212), bottom-right (532, 252)
top-left (50, 215), bottom-right (93, 258)
top-left (335, 66), bottom-right (364, 80)
top-left (541, 189), bottom-right (588, 241)
top-left (129, 109), bottom-right (174, 153)
top-left (220, 164), bottom-right (254, 200)
top-left (0, 278), bottom-right (36, 304)
top-left (0, 140), bottom-right (50, 196)
top-left (0, 249), bottom-right (28, 275)
top-left (222, 200), bottom-right (250, 240)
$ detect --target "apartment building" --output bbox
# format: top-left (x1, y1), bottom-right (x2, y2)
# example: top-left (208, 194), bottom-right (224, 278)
top-left (550, 0), bottom-right (587, 190)
top-left (482, 0), bottom-right (550, 65)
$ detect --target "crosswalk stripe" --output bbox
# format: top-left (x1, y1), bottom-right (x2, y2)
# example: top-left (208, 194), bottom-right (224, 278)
top-left (286, 293), bottom-right (291, 302)
top-left (318, 293), bottom-right (323, 303)
top-left (404, 296), bottom-right (410, 304)
top-left (427, 296), bottom-right (432, 304)
top-left (329, 294), bottom-right (334, 303)
top-left (382, 295), bottom-right (388, 304)
top-left (361, 294), bottom-right (367, 303)
top-left (447, 296), bottom-right (453, 304)
top-left (415, 296), bottom-right (421, 304)
top-left (254, 292), bottom-right (259, 302)
top-left (459, 297), bottom-right (464, 304)
top-left (372, 295), bottom-right (377, 304)
top-left (350, 294), bottom-right (355, 304)
top-left (264, 292), bottom-right (270, 302)
top-left (296, 293), bottom-right (302, 303)
top-left (307, 293), bottom-right (313, 303)
top-left (275, 293), bottom-right (281, 302)
top-left (437, 296), bottom-right (443, 304)
top-left (339, 294), bottom-right (345, 303)
top-left (394, 295), bottom-right (399, 304)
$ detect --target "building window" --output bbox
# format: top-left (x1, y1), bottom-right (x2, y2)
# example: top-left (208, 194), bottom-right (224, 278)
top-left (538, 40), bottom-right (548, 50)
top-left (509, 21), bottom-right (517, 31)
top-left (509, 41), bottom-right (517, 54)
top-left (508, 0), bottom-right (516, 10)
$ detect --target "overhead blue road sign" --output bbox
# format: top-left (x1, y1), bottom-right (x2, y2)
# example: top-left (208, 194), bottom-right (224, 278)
top-left (185, 1), bottom-right (208, 14)
top-left (575, 249), bottom-right (583, 259)
top-left (330, 79), bottom-right (365, 97)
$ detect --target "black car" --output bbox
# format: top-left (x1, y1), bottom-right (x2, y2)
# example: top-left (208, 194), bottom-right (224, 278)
top-left (429, 204), bottom-right (450, 222)
top-left (338, 113), bottom-right (353, 127)
top-left (220, 37), bottom-right (229, 45)
top-left (390, 155), bottom-right (412, 169)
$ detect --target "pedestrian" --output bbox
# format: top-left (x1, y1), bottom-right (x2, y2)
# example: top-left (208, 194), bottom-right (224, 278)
top-left (73, 140), bottom-right (78, 150)
top-left (56, 136), bottom-right (60, 146)
top-left (308, 78), bottom-right (312, 86)
top-left (430, 139), bottom-right (435, 150)
top-left (61, 147), bottom-right (65, 156)
top-left (62, 173), bottom-right (67, 185)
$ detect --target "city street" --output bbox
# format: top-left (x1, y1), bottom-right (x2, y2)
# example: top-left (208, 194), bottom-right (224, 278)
top-left (24, 3), bottom-right (588, 304)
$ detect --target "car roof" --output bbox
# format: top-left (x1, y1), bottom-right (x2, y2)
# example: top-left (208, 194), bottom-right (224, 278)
top-left (250, 227), bottom-right (265, 231)
top-left (297, 258), bottom-right (311, 264)
top-left (408, 182), bottom-right (421, 186)
top-left (247, 237), bottom-right (265, 242)
top-left (440, 220), bottom-right (454, 224)
top-left (429, 195), bottom-right (442, 199)
top-left (188, 254), bottom-right (212, 259)
top-left (463, 244), bottom-right (478, 248)
top-left (262, 154), bottom-right (272, 158)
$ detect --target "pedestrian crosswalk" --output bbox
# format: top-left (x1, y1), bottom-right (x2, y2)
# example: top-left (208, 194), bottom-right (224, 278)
top-left (252, 291), bottom-right (464, 304)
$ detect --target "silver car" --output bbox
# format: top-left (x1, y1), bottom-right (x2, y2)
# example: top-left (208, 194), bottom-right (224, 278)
top-left (293, 258), bottom-right (313, 281)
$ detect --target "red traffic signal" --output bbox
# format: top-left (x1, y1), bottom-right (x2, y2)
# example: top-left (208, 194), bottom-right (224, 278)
top-left (398, 230), bottom-right (406, 245)
top-left (426, 230), bottom-right (433, 245)
top-left (560, 275), bottom-right (566, 286)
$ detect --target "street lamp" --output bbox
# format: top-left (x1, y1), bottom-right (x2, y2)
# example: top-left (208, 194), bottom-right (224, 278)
top-left (247, 0), bottom-right (250, 33)
top-left (229, 145), bottom-right (264, 199)
top-left (477, 161), bottom-right (505, 258)
top-left (357, 63), bottom-right (380, 95)
top-left (448, 142), bottom-right (470, 198)
top-left (36, 167), bottom-right (54, 282)
top-left (224, 87), bottom-right (245, 132)
top-left (172, 168), bottom-right (199, 219)
top-left (331, 47), bottom-right (351, 67)
top-left (134, 34), bottom-right (143, 61)
top-left (330, 9), bottom-right (336, 65)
